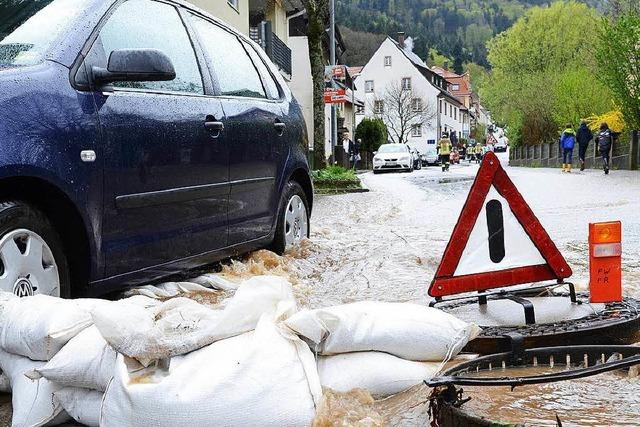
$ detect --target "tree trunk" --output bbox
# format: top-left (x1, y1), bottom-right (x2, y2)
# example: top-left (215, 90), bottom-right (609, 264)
top-left (303, 0), bottom-right (328, 170)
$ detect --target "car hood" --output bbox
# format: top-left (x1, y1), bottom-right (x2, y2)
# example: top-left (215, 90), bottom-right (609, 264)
top-left (376, 153), bottom-right (410, 160)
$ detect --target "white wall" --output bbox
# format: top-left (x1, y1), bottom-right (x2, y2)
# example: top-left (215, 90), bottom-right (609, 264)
top-left (355, 38), bottom-right (441, 150)
top-left (288, 36), bottom-right (314, 151)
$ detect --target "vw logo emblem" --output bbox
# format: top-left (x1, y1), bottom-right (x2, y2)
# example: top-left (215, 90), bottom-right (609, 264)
top-left (13, 278), bottom-right (34, 297)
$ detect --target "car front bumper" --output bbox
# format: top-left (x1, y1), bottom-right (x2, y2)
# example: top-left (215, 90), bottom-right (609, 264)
top-left (373, 160), bottom-right (412, 170)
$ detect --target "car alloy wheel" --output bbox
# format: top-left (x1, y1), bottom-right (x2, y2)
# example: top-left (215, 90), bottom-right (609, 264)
top-left (0, 228), bottom-right (60, 297)
top-left (284, 195), bottom-right (308, 250)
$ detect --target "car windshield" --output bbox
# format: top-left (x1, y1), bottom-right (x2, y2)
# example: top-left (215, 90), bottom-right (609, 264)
top-left (378, 144), bottom-right (407, 154)
top-left (0, 0), bottom-right (88, 67)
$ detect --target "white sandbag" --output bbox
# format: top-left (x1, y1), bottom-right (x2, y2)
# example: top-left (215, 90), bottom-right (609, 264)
top-left (29, 325), bottom-right (116, 391)
top-left (318, 352), bottom-right (440, 398)
top-left (102, 317), bottom-right (321, 427)
top-left (285, 301), bottom-right (481, 361)
top-left (0, 372), bottom-right (9, 393)
top-left (0, 349), bottom-right (70, 427)
top-left (93, 275), bottom-right (297, 363)
top-left (124, 282), bottom-right (222, 299)
top-left (189, 272), bottom-right (239, 291)
top-left (0, 294), bottom-right (93, 361)
top-left (54, 387), bottom-right (102, 427)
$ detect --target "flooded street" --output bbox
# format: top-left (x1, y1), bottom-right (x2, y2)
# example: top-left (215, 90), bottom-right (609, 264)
top-left (294, 155), bottom-right (640, 308)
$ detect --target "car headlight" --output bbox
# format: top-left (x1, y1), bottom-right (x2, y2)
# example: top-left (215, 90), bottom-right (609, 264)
top-left (374, 157), bottom-right (385, 163)
top-left (399, 155), bottom-right (411, 161)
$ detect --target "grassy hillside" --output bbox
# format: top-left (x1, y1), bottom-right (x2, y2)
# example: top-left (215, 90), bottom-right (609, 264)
top-left (337, 0), bottom-right (601, 67)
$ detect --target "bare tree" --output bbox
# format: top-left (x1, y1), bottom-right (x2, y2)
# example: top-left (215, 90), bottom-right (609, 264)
top-left (370, 80), bottom-right (437, 145)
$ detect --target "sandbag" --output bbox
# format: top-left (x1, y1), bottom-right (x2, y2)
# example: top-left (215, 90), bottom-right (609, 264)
top-left (190, 272), bottom-right (239, 291)
top-left (54, 387), bottom-right (102, 427)
top-left (101, 317), bottom-right (321, 427)
top-left (317, 352), bottom-right (440, 398)
top-left (29, 325), bottom-right (116, 391)
top-left (0, 294), bottom-right (93, 361)
top-left (0, 372), bottom-right (9, 393)
top-left (93, 275), bottom-right (297, 363)
top-left (285, 301), bottom-right (481, 361)
top-left (0, 349), bottom-right (70, 427)
top-left (124, 282), bottom-right (223, 299)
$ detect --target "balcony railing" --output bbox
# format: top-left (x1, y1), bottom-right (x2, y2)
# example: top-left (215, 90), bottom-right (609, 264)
top-left (250, 21), bottom-right (292, 77)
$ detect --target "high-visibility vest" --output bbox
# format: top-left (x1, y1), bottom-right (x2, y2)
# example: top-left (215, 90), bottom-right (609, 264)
top-left (439, 138), bottom-right (452, 155)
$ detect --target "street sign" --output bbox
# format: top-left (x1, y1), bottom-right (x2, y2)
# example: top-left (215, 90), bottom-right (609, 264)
top-left (324, 65), bottom-right (346, 82)
top-left (429, 152), bottom-right (572, 297)
top-left (324, 88), bottom-right (347, 104)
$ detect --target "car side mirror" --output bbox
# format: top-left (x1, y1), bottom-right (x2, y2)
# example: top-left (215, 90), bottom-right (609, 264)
top-left (373, 151), bottom-right (378, 155)
top-left (92, 49), bottom-right (176, 85)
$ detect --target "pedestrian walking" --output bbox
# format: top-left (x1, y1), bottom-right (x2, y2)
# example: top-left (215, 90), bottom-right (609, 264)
top-left (576, 121), bottom-right (593, 171)
top-left (595, 123), bottom-right (613, 174)
top-left (560, 124), bottom-right (576, 173)
top-left (349, 138), bottom-right (361, 170)
top-left (438, 133), bottom-right (452, 172)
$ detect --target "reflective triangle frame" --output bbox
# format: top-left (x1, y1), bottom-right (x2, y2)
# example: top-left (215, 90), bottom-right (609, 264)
top-left (429, 152), bottom-right (572, 298)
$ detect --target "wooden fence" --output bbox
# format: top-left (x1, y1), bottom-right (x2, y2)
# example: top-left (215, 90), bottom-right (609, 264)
top-left (509, 131), bottom-right (639, 170)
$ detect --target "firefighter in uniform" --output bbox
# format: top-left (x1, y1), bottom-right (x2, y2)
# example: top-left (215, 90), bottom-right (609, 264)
top-left (475, 143), bottom-right (483, 163)
top-left (438, 133), bottom-right (452, 172)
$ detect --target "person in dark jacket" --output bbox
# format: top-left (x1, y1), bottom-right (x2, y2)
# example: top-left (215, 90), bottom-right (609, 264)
top-left (559, 124), bottom-right (576, 172)
top-left (595, 123), bottom-right (613, 174)
top-left (348, 137), bottom-right (361, 170)
top-left (576, 121), bottom-right (593, 171)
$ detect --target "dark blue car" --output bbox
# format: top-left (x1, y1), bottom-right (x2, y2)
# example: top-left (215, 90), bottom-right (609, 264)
top-left (0, 0), bottom-right (312, 298)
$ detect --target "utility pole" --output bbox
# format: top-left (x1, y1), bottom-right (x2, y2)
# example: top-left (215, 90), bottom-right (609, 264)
top-left (330, 0), bottom-right (337, 154)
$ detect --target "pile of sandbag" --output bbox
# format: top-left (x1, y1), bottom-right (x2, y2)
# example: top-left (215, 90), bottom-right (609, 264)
top-left (0, 275), bottom-right (480, 427)
top-left (286, 301), bottom-right (482, 398)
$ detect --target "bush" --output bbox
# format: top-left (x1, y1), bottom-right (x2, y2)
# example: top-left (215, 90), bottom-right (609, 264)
top-left (312, 166), bottom-right (360, 191)
top-left (355, 118), bottom-right (387, 153)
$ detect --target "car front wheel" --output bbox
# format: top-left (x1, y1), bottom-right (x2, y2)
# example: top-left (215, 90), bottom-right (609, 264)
top-left (0, 201), bottom-right (70, 297)
top-left (271, 181), bottom-right (310, 254)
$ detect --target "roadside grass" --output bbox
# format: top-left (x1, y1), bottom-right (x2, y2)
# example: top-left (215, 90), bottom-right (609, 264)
top-left (312, 166), bottom-right (363, 194)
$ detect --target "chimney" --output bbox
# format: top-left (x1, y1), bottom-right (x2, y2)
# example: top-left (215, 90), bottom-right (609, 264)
top-left (397, 32), bottom-right (405, 48)
top-left (443, 61), bottom-right (449, 71)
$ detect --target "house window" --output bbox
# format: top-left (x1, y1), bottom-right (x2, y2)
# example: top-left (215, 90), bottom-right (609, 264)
top-left (365, 80), bottom-right (374, 93)
top-left (454, 108), bottom-right (457, 120)
top-left (227, 0), bottom-right (239, 11)
top-left (451, 84), bottom-right (460, 91)
top-left (412, 98), bottom-right (422, 112)
top-left (384, 56), bottom-right (392, 67)
top-left (374, 100), bottom-right (384, 114)
top-left (411, 124), bottom-right (422, 137)
top-left (401, 77), bottom-right (411, 90)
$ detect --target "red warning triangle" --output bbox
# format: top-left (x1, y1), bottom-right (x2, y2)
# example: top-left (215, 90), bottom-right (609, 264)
top-left (429, 152), bottom-right (572, 298)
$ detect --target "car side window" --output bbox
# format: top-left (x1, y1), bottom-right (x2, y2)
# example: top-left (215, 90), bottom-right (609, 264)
top-left (188, 14), bottom-right (266, 99)
top-left (241, 40), bottom-right (280, 100)
top-left (90, 0), bottom-right (203, 94)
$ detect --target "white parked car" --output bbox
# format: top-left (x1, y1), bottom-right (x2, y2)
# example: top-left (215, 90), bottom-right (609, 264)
top-left (494, 136), bottom-right (508, 153)
top-left (373, 144), bottom-right (414, 174)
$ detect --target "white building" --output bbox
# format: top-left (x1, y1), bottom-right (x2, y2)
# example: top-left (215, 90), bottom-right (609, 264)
top-left (355, 33), bottom-right (464, 158)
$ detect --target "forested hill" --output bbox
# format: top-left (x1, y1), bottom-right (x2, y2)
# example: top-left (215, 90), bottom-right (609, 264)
top-left (336, 0), bottom-right (601, 67)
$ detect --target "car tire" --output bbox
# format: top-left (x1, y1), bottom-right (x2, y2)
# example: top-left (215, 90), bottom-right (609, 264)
top-left (373, 170), bottom-right (380, 174)
top-left (270, 181), bottom-right (310, 255)
top-left (416, 161), bottom-right (422, 170)
top-left (0, 200), bottom-right (70, 298)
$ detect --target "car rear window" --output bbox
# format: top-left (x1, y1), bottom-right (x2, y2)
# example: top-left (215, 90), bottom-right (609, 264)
top-left (0, 0), bottom-right (88, 67)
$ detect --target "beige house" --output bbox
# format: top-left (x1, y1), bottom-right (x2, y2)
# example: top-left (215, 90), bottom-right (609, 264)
top-left (188, 1), bottom-right (249, 35)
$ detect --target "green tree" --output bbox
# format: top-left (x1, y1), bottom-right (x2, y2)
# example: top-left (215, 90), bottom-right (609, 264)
top-left (355, 118), bottom-right (388, 153)
top-left (596, 12), bottom-right (640, 130)
top-left (481, 1), bottom-right (612, 145)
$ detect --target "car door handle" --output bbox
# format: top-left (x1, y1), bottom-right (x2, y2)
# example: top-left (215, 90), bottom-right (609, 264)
top-left (204, 117), bottom-right (224, 138)
top-left (274, 120), bottom-right (286, 136)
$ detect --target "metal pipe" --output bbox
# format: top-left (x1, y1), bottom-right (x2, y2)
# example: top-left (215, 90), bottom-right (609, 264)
top-left (330, 0), bottom-right (337, 152)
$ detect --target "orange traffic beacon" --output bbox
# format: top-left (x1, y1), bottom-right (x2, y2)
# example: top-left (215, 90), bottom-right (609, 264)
top-left (589, 221), bottom-right (622, 303)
